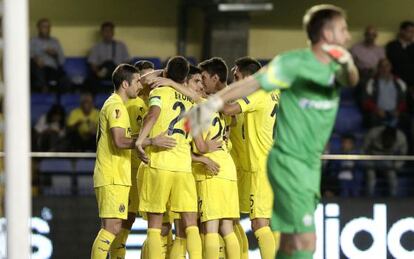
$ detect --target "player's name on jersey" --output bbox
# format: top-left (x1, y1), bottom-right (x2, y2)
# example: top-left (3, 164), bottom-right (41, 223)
top-left (174, 91), bottom-right (194, 103)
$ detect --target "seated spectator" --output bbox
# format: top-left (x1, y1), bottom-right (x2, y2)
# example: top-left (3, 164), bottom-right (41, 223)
top-left (386, 21), bottom-right (414, 88)
top-left (350, 26), bottom-right (385, 83)
top-left (329, 135), bottom-right (363, 197)
top-left (363, 121), bottom-right (408, 197)
top-left (362, 58), bottom-right (407, 128)
top-left (34, 104), bottom-right (67, 151)
top-left (30, 18), bottom-right (66, 92)
top-left (87, 21), bottom-right (130, 91)
top-left (66, 92), bottom-right (99, 151)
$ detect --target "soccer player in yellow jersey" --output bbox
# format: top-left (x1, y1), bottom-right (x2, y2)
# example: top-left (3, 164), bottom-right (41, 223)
top-left (91, 64), bottom-right (175, 259)
top-left (91, 64), bottom-right (140, 259)
top-left (135, 57), bottom-right (220, 259)
top-left (108, 60), bottom-right (177, 259)
top-left (222, 57), bottom-right (281, 259)
top-left (196, 57), bottom-right (241, 259)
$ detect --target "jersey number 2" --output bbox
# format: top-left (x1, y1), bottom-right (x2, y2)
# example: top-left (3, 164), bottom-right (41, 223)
top-left (168, 101), bottom-right (186, 136)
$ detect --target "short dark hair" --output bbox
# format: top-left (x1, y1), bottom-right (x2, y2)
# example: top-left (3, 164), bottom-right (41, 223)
top-left (134, 60), bottom-right (155, 73)
top-left (165, 56), bottom-right (190, 84)
top-left (198, 57), bottom-right (228, 83)
top-left (234, 57), bottom-right (262, 77)
top-left (112, 64), bottom-right (138, 90)
top-left (400, 20), bottom-right (414, 31)
top-left (303, 4), bottom-right (346, 44)
top-left (37, 18), bottom-right (50, 27)
top-left (101, 21), bottom-right (115, 31)
top-left (188, 65), bottom-right (201, 76)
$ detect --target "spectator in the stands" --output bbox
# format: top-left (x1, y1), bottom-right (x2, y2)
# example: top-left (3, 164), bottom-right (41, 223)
top-left (87, 21), bottom-right (130, 91)
top-left (30, 18), bottom-right (66, 92)
top-left (351, 26), bottom-right (385, 81)
top-left (329, 134), bottom-right (362, 197)
top-left (34, 104), bottom-right (67, 151)
top-left (363, 119), bottom-right (408, 197)
top-left (386, 21), bottom-right (414, 88)
top-left (362, 58), bottom-right (407, 128)
top-left (66, 92), bottom-right (99, 151)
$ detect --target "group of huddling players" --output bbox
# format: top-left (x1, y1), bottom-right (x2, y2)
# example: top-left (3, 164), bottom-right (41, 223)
top-left (91, 4), bottom-right (359, 259)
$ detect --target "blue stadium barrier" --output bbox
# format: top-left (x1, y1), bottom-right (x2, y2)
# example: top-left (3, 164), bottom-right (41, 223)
top-left (31, 93), bottom-right (57, 126)
top-left (61, 93), bottom-right (81, 113)
top-left (39, 159), bottom-right (73, 173)
top-left (75, 159), bottom-right (95, 173)
top-left (63, 57), bottom-right (89, 85)
top-left (258, 59), bottom-right (271, 66)
top-left (334, 104), bottom-right (363, 135)
top-left (94, 93), bottom-right (111, 109)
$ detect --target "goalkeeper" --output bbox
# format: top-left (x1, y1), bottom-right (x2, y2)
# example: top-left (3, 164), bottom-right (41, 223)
top-left (187, 4), bottom-right (358, 259)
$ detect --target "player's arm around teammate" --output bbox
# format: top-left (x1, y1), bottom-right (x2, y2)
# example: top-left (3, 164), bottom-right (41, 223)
top-left (91, 64), bottom-right (142, 259)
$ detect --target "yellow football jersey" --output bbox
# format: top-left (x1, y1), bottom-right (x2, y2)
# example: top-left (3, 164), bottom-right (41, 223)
top-left (147, 86), bottom-right (194, 172)
top-left (237, 90), bottom-right (280, 172)
top-left (229, 113), bottom-right (250, 171)
top-left (126, 97), bottom-right (148, 168)
top-left (67, 107), bottom-right (99, 138)
top-left (192, 111), bottom-right (237, 181)
top-left (94, 93), bottom-right (132, 187)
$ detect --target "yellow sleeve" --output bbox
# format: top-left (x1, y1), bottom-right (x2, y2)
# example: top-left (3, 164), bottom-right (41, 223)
top-left (148, 88), bottom-right (164, 108)
top-left (236, 91), bottom-right (263, 113)
top-left (107, 104), bottom-right (129, 129)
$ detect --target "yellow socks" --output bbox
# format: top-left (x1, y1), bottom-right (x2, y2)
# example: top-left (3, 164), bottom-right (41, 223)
top-left (110, 228), bottom-right (130, 259)
top-left (219, 235), bottom-right (226, 259)
top-left (166, 229), bottom-right (173, 257)
top-left (170, 237), bottom-right (187, 258)
top-left (185, 226), bottom-right (202, 259)
top-left (204, 233), bottom-right (220, 259)
top-left (223, 232), bottom-right (240, 259)
top-left (161, 235), bottom-right (168, 258)
top-left (147, 228), bottom-right (162, 259)
top-left (141, 239), bottom-right (148, 259)
top-left (91, 228), bottom-right (115, 259)
top-left (234, 223), bottom-right (249, 259)
top-left (254, 226), bottom-right (276, 259)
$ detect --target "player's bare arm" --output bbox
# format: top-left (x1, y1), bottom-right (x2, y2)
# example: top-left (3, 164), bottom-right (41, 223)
top-left (221, 103), bottom-right (242, 116)
top-left (135, 105), bottom-right (161, 163)
top-left (192, 133), bottom-right (222, 154)
top-left (191, 153), bottom-right (220, 175)
top-left (110, 127), bottom-right (137, 149)
top-left (149, 77), bottom-right (202, 102)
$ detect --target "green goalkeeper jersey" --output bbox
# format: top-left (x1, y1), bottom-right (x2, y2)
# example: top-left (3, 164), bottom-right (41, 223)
top-left (254, 48), bottom-right (341, 191)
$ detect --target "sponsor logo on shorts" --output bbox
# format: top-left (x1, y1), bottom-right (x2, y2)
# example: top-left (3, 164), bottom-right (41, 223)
top-left (303, 213), bottom-right (313, 227)
top-left (119, 204), bottom-right (125, 213)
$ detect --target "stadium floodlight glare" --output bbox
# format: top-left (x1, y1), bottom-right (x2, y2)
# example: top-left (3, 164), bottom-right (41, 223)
top-left (218, 3), bottom-right (273, 12)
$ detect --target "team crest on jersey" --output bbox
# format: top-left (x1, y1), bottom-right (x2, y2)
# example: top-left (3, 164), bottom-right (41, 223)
top-left (114, 109), bottom-right (121, 119)
top-left (119, 204), bottom-right (125, 213)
